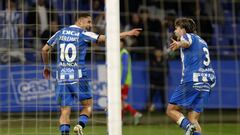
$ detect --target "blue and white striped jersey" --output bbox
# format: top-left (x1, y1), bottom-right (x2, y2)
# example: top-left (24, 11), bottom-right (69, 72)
top-left (0, 10), bottom-right (22, 39)
top-left (179, 33), bottom-right (216, 87)
top-left (47, 25), bottom-right (99, 82)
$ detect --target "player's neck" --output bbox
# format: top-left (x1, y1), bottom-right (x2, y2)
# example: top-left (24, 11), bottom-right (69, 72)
top-left (74, 22), bottom-right (85, 30)
top-left (74, 23), bottom-right (80, 27)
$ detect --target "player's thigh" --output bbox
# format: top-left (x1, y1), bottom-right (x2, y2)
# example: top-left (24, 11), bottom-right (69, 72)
top-left (166, 103), bottom-right (182, 112)
top-left (56, 83), bottom-right (74, 106)
top-left (60, 106), bottom-right (71, 115)
top-left (81, 98), bottom-right (93, 108)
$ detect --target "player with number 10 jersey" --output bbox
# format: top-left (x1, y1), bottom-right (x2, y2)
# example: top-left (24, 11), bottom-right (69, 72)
top-left (47, 25), bottom-right (100, 106)
top-left (42, 13), bottom-right (142, 135)
top-left (47, 26), bottom-right (98, 83)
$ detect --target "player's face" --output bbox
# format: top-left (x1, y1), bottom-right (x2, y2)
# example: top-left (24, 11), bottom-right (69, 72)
top-left (174, 26), bottom-right (186, 38)
top-left (80, 16), bottom-right (93, 31)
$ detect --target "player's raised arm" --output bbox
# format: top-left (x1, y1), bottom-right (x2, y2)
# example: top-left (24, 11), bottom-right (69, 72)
top-left (169, 38), bottom-right (190, 51)
top-left (120, 28), bottom-right (142, 39)
top-left (97, 28), bottom-right (142, 43)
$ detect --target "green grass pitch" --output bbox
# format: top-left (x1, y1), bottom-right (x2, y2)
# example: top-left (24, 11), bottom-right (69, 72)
top-left (1, 110), bottom-right (239, 135)
top-left (0, 124), bottom-right (239, 135)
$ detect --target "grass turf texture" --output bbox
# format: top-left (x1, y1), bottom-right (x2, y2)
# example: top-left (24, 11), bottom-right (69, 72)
top-left (0, 124), bottom-right (240, 135)
top-left (1, 110), bottom-right (240, 135)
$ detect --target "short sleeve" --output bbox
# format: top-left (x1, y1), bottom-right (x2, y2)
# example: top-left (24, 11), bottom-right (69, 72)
top-left (47, 30), bottom-right (61, 47)
top-left (82, 31), bottom-right (99, 43)
top-left (180, 33), bottom-right (192, 46)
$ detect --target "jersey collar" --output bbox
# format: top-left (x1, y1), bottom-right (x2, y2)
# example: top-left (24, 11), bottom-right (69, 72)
top-left (70, 25), bottom-right (82, 29)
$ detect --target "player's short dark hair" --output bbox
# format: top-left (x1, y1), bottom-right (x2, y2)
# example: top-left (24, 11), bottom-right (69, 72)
top-left (175, 17), bottom-right (196, 33)
top-left (75, 13), bottom-right (91, 20)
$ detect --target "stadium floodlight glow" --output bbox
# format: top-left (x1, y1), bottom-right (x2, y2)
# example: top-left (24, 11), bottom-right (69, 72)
top-left (106, 0), bottom-right (122, 135)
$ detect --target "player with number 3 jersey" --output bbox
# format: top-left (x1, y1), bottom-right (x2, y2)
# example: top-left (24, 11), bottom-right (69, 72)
top-left (166, 17), bottom-right (216, 135)
top-left (42, 13), bottom-right (142, 135)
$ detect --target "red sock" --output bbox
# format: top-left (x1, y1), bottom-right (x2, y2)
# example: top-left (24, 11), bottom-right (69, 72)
top-left (123, 104), bottom-right (137, 116)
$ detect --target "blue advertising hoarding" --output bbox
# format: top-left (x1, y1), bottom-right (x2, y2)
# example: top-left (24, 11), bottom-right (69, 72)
top-left (0, 60), bottom-right (239, 112)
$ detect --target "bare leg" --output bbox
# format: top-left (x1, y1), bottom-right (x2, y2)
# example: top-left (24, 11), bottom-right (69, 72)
top-left (166, 103), bottom-right (197, 135)
top-left (80, 98), bottom-right (93, 117)
top-left (60, 106), bottom-right (71, 124)
top-left (59, 106), bottom-right (71, 134)
top-left (188, 111), bottom-right (201, 133)
top-left (74, 99), bottom-right (93, 135)
top-left (166, 103), bottom-right (184, 122)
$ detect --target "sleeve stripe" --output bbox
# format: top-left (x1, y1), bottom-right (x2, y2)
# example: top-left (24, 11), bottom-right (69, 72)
top-left (187, 34), bottom-right (192, 45)
top-left (181, 33), bottom-right (192, 45)
top-left (82, 31), bottom-right (99, 40)
top-left (47, 30), bottom-right (60, 46)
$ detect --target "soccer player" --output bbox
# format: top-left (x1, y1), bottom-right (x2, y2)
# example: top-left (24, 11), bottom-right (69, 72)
top-left (41, 13), bottom-right (142, 135)
top-left (166, 17), bottom-right (216, 135)
top-left (120, 39), bottom-right (142, 125)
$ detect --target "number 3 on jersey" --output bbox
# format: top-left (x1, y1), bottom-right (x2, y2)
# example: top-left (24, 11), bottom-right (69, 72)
top-left (60, 43), bottom-right (77, 62)
top-left (203, 47), bottom-right (210, 66)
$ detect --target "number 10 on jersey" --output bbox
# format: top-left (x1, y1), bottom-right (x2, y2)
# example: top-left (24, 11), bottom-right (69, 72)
top-left (60, 43), bottom-right (77, 62)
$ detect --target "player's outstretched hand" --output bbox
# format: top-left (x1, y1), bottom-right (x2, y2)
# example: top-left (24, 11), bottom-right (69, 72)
top-left (43, 68), bottom-right (51, 80)
top-left (169, 38), bottom-right (180, 51)
top-left (128, 28), bottom-right (142, 36)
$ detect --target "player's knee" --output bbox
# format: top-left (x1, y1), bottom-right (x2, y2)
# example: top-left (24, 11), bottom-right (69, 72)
top-left (166, 105), bottom-right (172, 116)
top-left (86, 105), bottom-right (93, 112)
top-left (82, 104), bottom-right (93, 115)
top-left (188, 114), bottom-right (199, 124)
top-left (188, 118), bottom-right (197, 124)
top-left (61, 107), bottom-right (71, 114)
top-left (61, 111), bottom-right (70, 117)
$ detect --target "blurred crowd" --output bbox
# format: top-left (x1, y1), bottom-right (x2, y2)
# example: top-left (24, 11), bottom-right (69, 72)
top-left (0, 0), bottom-right (240, 64)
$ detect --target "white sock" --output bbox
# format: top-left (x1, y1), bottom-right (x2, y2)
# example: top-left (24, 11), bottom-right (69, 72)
top-left (177, 116), bottom-right (185, 126)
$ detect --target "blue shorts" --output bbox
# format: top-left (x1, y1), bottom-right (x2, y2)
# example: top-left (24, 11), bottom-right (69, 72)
top-left (55, 77), bottom-right (92, 106)
top-left (169, 82), bottom-right (211, 113)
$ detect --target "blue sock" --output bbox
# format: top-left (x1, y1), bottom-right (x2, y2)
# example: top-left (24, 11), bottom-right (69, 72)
top-left (78, 114), bottom-right (89, 128)
top-left (180, 118), bottom-right (191, 130)
top-left (59, 124), bottom-right (70, 135)
top-left (194, 132), bottom-right (201, 135)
